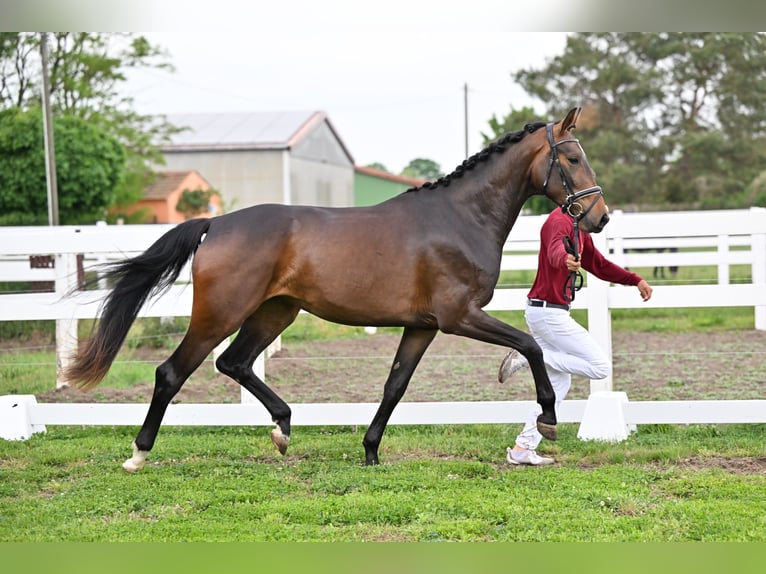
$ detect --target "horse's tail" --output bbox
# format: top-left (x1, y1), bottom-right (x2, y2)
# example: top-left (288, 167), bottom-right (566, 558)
top-left (64, 218), bottom-right (213, 390)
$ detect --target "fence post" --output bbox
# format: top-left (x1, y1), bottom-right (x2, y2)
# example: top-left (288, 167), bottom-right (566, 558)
top-left (95, 220), bottom-right (108, 289)
top-left (608, 209), bottom-right (625, 267)
top-left (54, 252), bottom-right (78, 388)
top-left (752, 208), bottom-right (766, 330)
top-left (717, 234), bottom-right (730, 285)
top-left (577, 391), bottom-right (632, 442)
top-left (587, 230), bottom-right (612, 393)
top-left (0, 395), bottom-right (45, 440)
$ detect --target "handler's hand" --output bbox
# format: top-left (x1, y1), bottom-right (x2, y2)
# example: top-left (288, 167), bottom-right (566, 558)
top-left (565, 253), bottom-right (581, 273)
top-left (637, 279), bottom-right (653, 302)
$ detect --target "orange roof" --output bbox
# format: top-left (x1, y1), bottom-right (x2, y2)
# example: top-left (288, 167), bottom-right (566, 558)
top-left (144, 171), bottom-right (210, 200)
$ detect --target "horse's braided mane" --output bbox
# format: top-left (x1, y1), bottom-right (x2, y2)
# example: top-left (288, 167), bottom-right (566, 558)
top-left (406, 121), bottom-right (547, 193)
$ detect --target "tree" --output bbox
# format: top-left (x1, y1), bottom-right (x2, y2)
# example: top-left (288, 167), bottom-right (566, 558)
top-left (401, 158), bottom-right (442, 181)
top-left (743, 170), bottom-right (766, 208)
top-left (482, 105), bottom-right (539, 144)
top-left (641, 33), bottom-right (766, 208)
top-left (513, 33), bottom-right (664, 208)
top-left (364, 162), bottom-right (388, 172)
top-left (0, 33), bottom-right (37, 108)
top-left (176, 188), bottom-right (220, 220)
top-left (0, 107), bottom-right (124, 225)
top-left (0, 33), bottom-right (179, 222)
top-left (482, 105), bottom-right (553, 214)
top-left (511, 33), bottom-right (766, 209)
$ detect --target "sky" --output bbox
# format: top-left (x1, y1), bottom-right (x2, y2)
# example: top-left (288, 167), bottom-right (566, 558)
top-left (12, 0), bottom-right (759, 176)
top-left (120, 2), bottom-right (570, 175)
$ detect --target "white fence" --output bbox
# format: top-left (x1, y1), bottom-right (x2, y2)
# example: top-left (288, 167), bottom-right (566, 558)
top-left (1, 208), bottom-right (765, 442)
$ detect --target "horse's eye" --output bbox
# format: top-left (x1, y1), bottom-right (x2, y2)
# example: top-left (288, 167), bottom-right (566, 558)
top-left (567, 157), bottom-right (580, 165)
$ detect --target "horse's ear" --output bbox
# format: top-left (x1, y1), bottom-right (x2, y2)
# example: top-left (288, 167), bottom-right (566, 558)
top-left (558, 107), bottom-right (582, 135)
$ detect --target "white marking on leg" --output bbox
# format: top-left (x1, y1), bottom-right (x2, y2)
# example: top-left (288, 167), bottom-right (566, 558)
top-left (270, 425), bottom-right (290, 455)
top-left (122, 441), bottom-right (149, 473)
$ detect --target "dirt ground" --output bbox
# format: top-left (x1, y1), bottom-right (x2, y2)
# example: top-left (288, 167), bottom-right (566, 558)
top-left (38, 329), bottom-right (766, 405)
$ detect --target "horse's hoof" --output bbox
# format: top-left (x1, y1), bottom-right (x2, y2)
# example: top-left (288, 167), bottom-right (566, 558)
top-left (536, 421), bottom-right (558, 441)
top-left (122, 458), bottom-right (145, 473)
top-left (122, 441), bottom-right (147, 472)
top-left (271, 426), bottom-right (290, 455)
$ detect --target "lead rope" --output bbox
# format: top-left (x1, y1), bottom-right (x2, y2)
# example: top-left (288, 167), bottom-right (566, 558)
top-left (562, 212), bottom-right (583, 303)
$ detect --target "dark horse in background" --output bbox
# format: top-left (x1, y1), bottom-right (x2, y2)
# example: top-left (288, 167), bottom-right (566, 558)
top-left (65, 108), bottom-right (609, 471)
top-left (621, 247), bottom-right (679, 279)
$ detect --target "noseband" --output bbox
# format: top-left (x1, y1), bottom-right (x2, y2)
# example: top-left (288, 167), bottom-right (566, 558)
top-left (542, 122), bottom-right (602, 220)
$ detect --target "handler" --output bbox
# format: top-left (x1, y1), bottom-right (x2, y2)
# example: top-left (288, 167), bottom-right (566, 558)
top-left (499, 206), bottom-right (653, 465)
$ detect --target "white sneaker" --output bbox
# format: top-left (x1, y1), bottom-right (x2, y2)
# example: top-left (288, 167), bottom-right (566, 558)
top-left (506, 447), bottom-right (554, 466)
top-left (498, 349), bottom-right (529, 384)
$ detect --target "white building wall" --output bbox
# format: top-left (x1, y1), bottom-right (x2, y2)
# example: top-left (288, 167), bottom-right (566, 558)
top-left (162, 150), bottom-right (285, 211)
top-left (161, 117), bottom-right (354, 210)
top-left (290, 157), bottom-right (354, 207)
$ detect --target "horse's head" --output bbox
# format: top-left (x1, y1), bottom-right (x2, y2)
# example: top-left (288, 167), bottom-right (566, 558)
top-left (531, 107), bottom-right (610, 233)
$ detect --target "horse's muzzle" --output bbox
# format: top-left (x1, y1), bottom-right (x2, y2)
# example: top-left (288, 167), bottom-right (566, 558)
top-left (595, 212), bottom-right (610, 232)
top-left (584, 212), bottom-right (610, 233)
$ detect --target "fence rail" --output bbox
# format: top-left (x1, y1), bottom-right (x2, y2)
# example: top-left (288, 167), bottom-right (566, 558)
top-left (2, 208), bottom-right (765, 442)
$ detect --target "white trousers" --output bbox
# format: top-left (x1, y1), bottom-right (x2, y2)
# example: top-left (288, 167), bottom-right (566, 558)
top-left (514, 304), bottom-right (611, 450)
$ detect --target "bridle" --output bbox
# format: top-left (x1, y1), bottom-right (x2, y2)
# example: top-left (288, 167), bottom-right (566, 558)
top-left (542, 122), bottom-right (604, 302)
top-left (542, 122), bottom-right (603, 218)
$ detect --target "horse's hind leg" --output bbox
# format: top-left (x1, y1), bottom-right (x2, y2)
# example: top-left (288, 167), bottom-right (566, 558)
top-left (215, 298), bottom-right (300, 455)
top-left (363, 327), bottom-right (437, 465)
top-left (125, 327), bottom-right (227, 472)
top-left (441, 307), bottom-right (557, 441)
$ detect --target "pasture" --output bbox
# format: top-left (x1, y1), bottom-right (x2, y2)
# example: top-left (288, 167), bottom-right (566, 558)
top-left (1, 423), bottom-right (766, 542)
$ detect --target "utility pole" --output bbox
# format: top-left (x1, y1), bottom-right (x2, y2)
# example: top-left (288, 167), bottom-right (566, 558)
top-left (41, 33), bottom-right (71, 389)
top-left (463, 82), bottom-right (469, 159)
top-left (40, 32), bottom-right (59, 226)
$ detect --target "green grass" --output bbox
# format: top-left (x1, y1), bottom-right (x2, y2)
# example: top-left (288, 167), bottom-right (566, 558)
top-left (610, 306), bottom-right (755, 331)
top-left (489, 306), bottom-right (755, 333)
top-left (1, 423), bottom-right (765, 541)
top-left (0, 350), bottom-right (54, 396)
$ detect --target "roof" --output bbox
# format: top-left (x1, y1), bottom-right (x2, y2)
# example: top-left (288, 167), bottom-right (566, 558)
top-left (162, 111), bottom-right (353, 162)
top-left (354, 165), bottom-right (427, 187)
top-left (144, 171), bottom-right (209, 200)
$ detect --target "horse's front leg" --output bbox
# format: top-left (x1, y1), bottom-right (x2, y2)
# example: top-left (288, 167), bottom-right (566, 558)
top-left (443, 308), bottom-right (557, 440)
top-left (363, 327), bottom-right (438, 465)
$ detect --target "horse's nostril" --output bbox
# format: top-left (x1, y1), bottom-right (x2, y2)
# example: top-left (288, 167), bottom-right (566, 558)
top-left (601, 214), bottom-right (610, 227)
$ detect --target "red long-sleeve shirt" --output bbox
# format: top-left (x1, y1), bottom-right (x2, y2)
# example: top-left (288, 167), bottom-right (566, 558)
top-left (527, 208), bottom-right (643, 306)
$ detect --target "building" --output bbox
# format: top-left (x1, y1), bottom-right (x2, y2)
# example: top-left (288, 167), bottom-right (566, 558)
top-left (353, 166), bottom-right (426, 207)
top-left (161, 111), bottom-right (354, 210)
top-left (130, 170), bottom-right (222, 223)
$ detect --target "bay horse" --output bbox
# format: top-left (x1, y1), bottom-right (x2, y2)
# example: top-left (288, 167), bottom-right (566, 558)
top-left (64, 107), bottom-right (609, 471)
